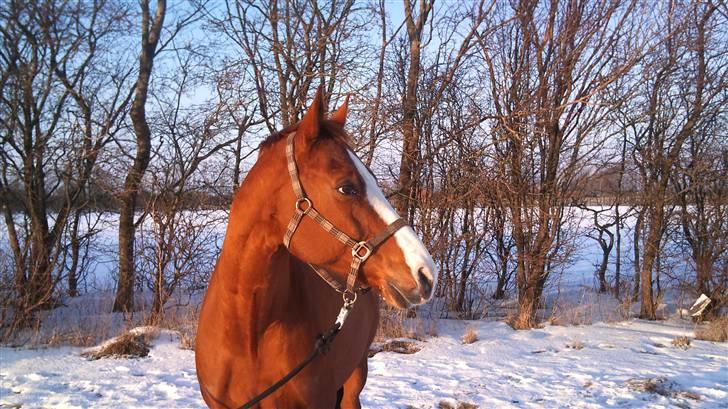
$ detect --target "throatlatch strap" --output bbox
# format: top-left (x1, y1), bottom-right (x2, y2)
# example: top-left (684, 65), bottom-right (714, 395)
top-left (308, 263), bottom-right (347, 293)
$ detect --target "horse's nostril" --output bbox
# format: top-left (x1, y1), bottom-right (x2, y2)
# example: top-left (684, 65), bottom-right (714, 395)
top-left (417, 267), bottom-right (433, 298)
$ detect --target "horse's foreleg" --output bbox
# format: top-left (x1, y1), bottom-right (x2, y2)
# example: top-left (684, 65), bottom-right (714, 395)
top-left (338, 355), bottom-right (368, 409)
top-left (335, 386), bottom-right (344, 409)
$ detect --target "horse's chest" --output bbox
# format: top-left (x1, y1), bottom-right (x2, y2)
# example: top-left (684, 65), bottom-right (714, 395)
top-left (256, 294), bottom-right (377, 384)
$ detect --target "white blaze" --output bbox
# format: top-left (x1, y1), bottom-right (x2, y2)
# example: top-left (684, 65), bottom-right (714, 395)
top-left (347, 151), bottom-right (437, 295)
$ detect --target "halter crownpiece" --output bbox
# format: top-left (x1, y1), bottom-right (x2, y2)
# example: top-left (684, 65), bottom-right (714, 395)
top-left (282, 132), bottom-right (407, 296)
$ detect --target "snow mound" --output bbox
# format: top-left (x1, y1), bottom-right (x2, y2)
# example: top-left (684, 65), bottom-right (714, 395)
top-left (80, 326), bottom-right (158, 360)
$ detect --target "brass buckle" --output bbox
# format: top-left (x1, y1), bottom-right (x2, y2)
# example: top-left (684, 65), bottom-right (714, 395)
top-left (352, 241), bottom-right (372, 261)
top-left (295, 198), bottom-right (312, 214)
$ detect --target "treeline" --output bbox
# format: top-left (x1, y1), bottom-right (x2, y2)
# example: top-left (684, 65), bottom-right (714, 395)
top-left (0, 187), bottom-right (231, 212)
top-left (1, 0), bottom-right (726, 334)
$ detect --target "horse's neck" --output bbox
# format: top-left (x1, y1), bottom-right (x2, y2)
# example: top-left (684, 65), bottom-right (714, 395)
top-left (215, 200), bottom-right (284, 293)
top-left (208, 146), bottom-right (296, 328)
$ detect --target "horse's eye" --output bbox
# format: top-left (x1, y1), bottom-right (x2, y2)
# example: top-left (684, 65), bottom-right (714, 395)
top-left (337, 184), bottom-right (358, 196)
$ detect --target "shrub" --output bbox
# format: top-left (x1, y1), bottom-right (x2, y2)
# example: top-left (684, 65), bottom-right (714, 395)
top-left (375, 307), bottom-right (431, 342)
top-left (439, 399), bottom-right (478, 409)
top-left (566, 340), bottom-right (584, 350)
top-left (671, 336), bottom-right (691, 350)
top-left (695, 316), bottom-right (728, 342)
top-left (462, 327), bottom-right (478, 344)
top-left (153, 304), bottom-right (199, 350)
top-left (368, 339), bottom-right (422, 357)
top-left (426, 319), bottom-right (439, 337)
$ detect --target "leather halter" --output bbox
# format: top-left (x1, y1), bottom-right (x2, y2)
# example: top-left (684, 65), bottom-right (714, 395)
top-left (282, 132), bottom-right (407, 301)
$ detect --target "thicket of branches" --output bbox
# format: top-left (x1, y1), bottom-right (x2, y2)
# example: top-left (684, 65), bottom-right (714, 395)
top-left (1, 0), bottom-right (726, 334)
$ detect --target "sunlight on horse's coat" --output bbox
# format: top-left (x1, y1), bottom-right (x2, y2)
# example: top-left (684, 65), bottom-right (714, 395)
top-left (347, 150), bottom-right (436, 301)
top-left (196, 89), bottom-right (439, 408)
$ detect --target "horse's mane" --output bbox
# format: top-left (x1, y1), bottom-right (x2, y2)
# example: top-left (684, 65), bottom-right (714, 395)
top-left (259, 120), bottom-right (351, 150)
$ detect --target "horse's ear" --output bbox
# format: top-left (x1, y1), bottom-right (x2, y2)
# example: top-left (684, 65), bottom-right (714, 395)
top-left (329, 95), bottom-right (349, 126)
top-left (298, 87), bottom-right (325, 146)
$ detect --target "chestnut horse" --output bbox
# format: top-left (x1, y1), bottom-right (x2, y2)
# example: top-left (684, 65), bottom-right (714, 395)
top-left (195, 89), bottom-right (436, 408)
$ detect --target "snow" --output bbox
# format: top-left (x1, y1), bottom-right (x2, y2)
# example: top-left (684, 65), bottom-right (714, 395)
top-left (0, 331), bottom-right (201, 408)
top-left (2, 318), bottom-right (726, 408)
top-left (364, 318), bottom-right (727, 408)
top-left (1, 207), bottom-right (725, 407)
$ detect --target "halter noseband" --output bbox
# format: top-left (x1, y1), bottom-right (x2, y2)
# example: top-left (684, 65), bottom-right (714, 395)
top-left (282, 132), bottom-right (407, 303)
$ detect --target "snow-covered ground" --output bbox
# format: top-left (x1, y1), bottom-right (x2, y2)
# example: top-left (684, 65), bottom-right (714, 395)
top-left (366, 319), bottom-right (727, 409)
top-left (1, 316), bottom-right (726, 408)
top-left (2, 208), bottom-right (724, 408)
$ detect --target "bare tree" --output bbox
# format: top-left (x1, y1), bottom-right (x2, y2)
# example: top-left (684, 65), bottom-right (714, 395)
top-left (137, 46), bottom-right (239, 320)
top-left (671, 66), bottom-right (727, 319)
top-left (113, 0), bottom-right (204, 312)
top-left (396, 0), bottom-right (432, 218)
top-left (213, 70), bottom-right (265, 190)
top-left (1, 0), bottom-right (133, 328)
top-left (423, 74), bottom-right (491, 316)
top-left (362, 0), bottom-right (404, 167)
top-left (209, 0), bottom-right (365, 131)
top-left (477, 0), bottom-right (645, 328)
top-left (113, 0), bottom-right (167, 313)
top-left (396, 0), bottom-right (489, 220)
top-left (627, 0), bottom-right (723, 319)
top-left (578, 205), bottom-right (617, 293)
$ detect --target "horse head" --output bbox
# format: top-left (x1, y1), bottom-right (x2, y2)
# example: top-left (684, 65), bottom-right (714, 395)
top-left (267, 89), bottom-right (437, 309)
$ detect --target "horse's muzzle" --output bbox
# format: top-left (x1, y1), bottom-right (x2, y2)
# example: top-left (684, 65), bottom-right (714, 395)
top-left (384, 268), bottom-right (435, 309)
top-left (417, 267), bottom-right (434, 300)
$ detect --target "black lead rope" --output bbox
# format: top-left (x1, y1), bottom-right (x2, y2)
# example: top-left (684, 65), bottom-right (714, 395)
top-left (201, 302), bottom-right (352, 409)
top-left (237, 321), bottom-right (344, 409)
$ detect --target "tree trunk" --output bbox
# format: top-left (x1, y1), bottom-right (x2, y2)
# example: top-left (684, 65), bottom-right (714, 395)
top-left (493, 263), bottom-right (508, 300)
top-left (151, 269), bottom-right (165, 322)
top-left (233, 127), bottom-right (244, 190)
top-left (596, 227), bottom-right (614, 294)
top-left (639, 207), bottom-right (663, 320)
top-left (632, 208), bottom-right (643, 302)
top-left (614, 205), bottom-right (621, 299)
top-left (397, 0), bottom-right (431, 219)
top-left (67, 211), bottom-right (81, 297)
top-left (598, 244), bottom-right (609, 293)
top-left (513, 282), bottom-right (540, 330)
top-left (614, 131), bottom-right (627, 300)
top-left (28, 209), bottom-right (53, 311)
top-left (113, 0), bottom-right (167, 313)
top-left (513, 242), bottom-right (547, 329)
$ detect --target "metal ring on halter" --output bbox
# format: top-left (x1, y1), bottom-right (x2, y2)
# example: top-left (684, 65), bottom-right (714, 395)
top-left (351, 241), bottom-right (372, 261)
top-left (295, 198), bottom-right (312, 214)
top-left (342, 290), bottom-right (357, 306)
